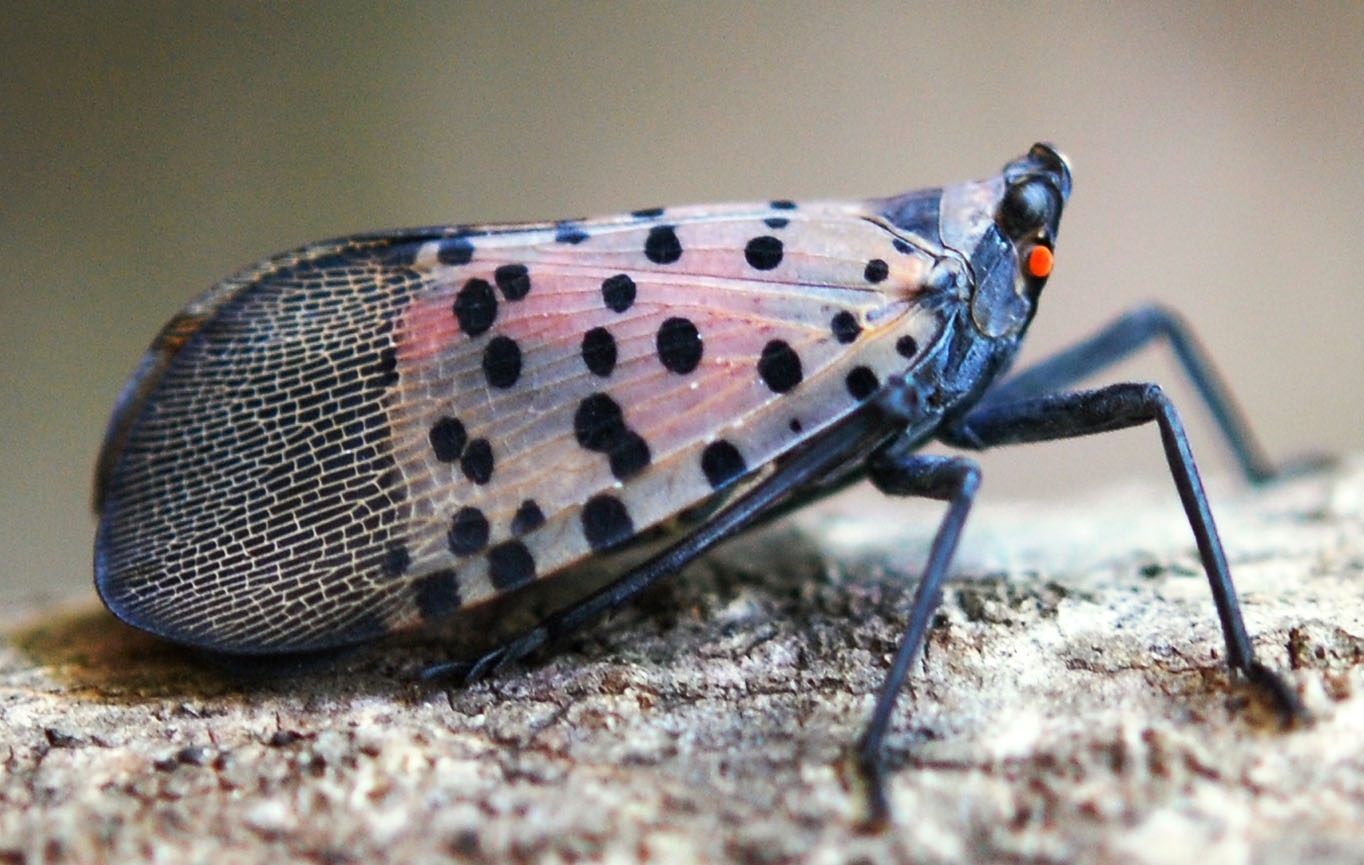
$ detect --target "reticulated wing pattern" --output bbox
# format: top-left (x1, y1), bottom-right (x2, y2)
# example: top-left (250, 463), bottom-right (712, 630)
top-left (96, 234), bottom-right (437, 650)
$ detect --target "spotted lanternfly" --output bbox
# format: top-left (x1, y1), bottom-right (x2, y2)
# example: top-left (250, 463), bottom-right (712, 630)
top-left (95, 143), bottom-right (1317, 823)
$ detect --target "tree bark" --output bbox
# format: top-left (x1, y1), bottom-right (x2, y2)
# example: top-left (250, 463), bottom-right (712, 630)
top-left (3, 458), bottom-right (1362, 864)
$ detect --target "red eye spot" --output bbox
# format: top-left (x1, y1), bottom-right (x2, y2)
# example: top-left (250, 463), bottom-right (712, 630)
top-left (1025, 245), bottom-right (1054, 279)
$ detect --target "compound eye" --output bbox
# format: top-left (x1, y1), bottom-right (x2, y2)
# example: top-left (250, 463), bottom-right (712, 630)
top-left (998, 179), bottom-right (1057, 241)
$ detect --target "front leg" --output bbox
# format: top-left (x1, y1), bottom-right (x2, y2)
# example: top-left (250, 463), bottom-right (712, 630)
top-left (855, 452), bottom-right (982, 828)
top-left (938, 382), bottom-right (1303, 717)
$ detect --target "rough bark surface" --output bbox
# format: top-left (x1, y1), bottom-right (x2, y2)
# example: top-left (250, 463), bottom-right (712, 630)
top-left (3, 457), bottom-right (1362, 865)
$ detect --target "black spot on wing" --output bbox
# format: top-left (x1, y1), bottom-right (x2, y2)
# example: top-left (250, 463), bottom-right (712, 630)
top-left (555, 225), bottom-right (590, 245)
top-left (655, 317), bottom-right (702, 374)
top-left (460, 438), bottom-right (494, 484)
top-left (494, 264), bottom-right (531, 301)
top-left (582, 494), bottom-right (633, 552)
top-left (453, 278), bottom-right (497, 336)
top-left (757, 340), bottom-right (803, 393)
top-left (608, 432), bottom-right (651, 481)
top-left (448, 507), bottom-right (490, 556)
top-left (601, 274), bottom-right (636, 313)
top-left (415, 569), bottom-right (461, 620)
top-left (487, 540), bottom-right (535, 590)
top-left (846, 366), bottom-right (879, 400)
top-left (581, 327), bottom-right (617, 377)
top-left (831, 311), bottom-right (861, 344)
top-left (482, 335), bottom-right (522, 389)
top-left (574, 393), bottom-right (628, 452)
top-left (644, 226), bottom-right (682, 264)
top-left (429, 416), bottom-right (466, 463)
top-left (744, 236), bottom-right (783, 270)
top-left (700, 440), bottom-right (746, 490)
top-left (437, 238), bottom-right (474, 266)
top-left (510, 499), bottom-right (546, 536)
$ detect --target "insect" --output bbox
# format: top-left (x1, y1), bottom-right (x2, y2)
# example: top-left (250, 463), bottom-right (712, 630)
top-left (95, 143), bottom-right (1315, 823)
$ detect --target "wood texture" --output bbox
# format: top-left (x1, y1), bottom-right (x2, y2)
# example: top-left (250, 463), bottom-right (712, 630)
top-left (3, 457), bottom-right (1362, 864)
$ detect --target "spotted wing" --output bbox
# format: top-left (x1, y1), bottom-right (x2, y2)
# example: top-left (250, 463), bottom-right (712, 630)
top-left (95, 201), bottom-right (953, 653)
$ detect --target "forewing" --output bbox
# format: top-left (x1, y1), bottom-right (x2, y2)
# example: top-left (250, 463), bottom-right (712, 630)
top-left (96, 202), bottom-right (951, 653)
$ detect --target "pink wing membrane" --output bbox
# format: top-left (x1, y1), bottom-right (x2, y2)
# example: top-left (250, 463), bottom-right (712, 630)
top-left (385, 202), bottom-right (945, 616)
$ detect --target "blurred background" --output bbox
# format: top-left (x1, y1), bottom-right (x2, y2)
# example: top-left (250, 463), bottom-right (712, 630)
top-left (4, 3), bottom-right (1361, 601)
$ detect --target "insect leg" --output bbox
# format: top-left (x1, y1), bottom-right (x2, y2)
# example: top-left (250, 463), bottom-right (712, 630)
top-left (423, 405), bottom-right (900, 683)
top-left (953, 304), bottom-right (1327, 483)
top-left (856, 451), bottom-right (982, 828)
top-left (936, 382), bottom-right (1302, 720)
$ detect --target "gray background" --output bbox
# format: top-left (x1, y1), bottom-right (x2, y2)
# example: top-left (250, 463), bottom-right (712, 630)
top-left (4, 3), bottom-right (1361, 600)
